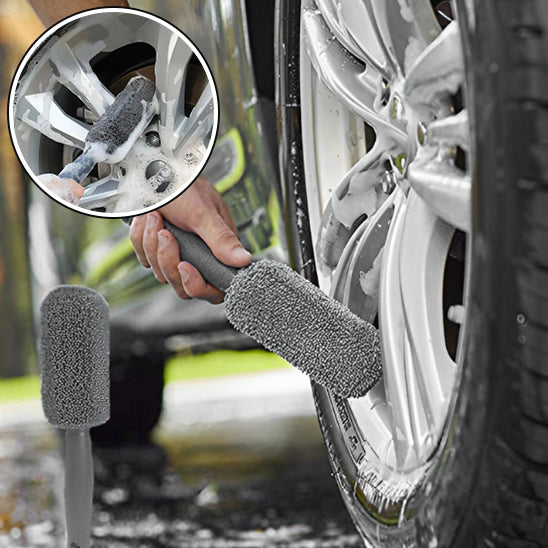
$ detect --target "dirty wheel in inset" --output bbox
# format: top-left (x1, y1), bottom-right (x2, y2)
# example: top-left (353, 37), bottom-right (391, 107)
top-left (10, 8), bottom-right (216, 215)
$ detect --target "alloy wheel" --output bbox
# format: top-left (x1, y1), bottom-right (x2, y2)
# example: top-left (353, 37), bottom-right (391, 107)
top-left (299, 0), bottom-right (471, 515)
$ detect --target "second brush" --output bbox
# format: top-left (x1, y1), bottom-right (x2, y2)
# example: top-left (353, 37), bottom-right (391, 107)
top-left (40, 286), bottom-right (110, 548)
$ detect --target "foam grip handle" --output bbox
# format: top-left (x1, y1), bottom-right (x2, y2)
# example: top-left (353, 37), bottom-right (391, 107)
top-left (59, 152), bottom-right (97, 184)
top-left (163, 220), bottom-right (238, 292)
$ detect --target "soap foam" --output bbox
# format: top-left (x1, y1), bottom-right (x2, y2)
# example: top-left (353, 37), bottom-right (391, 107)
top-left (37, 173), bottom-right (83, 205)
top-left (104, 137), bottom-right (205, 213)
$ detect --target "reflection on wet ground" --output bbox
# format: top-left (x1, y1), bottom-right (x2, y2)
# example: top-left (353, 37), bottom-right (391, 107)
top-left (0, 371), bottom-right (362, 547)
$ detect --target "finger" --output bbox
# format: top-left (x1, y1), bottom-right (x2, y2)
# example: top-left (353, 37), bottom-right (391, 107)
top-left (37, 174), bottom-right (84, 204)
top-left (66, 180), bottom-right (84, 199)
top-left (178, 262), bottom-right (225, 304)
top-left (157, 230), bottom-right (190, 300)
top-left (217, 197), bottom-right (239, 236)
top-left (129, 215), bottom-right (150, 267)
top-left (194, 210), bottom-right (252, 268)
top-left (143, 212), bottom-right (167, 283)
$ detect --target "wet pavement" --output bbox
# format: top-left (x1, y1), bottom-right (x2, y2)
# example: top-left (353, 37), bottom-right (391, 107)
top-left (0, 370), bottom-right (362, 547)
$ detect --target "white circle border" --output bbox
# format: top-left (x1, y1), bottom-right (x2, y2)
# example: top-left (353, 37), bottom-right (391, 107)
top-left (8, 6), bottom-right (220, 219)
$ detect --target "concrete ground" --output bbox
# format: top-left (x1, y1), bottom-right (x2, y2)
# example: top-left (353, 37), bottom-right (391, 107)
top-left (0, 368), bottom-right (362, 547)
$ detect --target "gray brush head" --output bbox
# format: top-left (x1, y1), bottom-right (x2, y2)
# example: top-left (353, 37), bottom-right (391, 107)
top-left (86, 75), bottom-right (157, 161)
top-left (225, 260), bottom-right (382, 399)
top-left (40, 286), bottom-right (110, 430)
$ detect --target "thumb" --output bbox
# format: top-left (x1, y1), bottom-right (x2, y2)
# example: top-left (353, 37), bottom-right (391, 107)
top-left (194, 209), bottom-right (252, 268)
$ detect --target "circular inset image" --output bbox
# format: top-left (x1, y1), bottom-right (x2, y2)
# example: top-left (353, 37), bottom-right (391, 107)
top-left (8, 7), bottom-right (219, 217)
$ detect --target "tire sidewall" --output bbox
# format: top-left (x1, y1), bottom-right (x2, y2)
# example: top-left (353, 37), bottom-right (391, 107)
top-left (278, 1), bottom-right (501, 545)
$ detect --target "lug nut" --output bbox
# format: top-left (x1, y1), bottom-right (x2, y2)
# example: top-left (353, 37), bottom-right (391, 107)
top-left (447, 305), bottom-right (464, 325)
top-left (145, 131), bottom-right (161, 147)
top-left (145, 160), bottom-right (173, 193)
top-left (381, 161), bottom-right (398, 194)
top-left (380, 79), bottom-right (390, 106)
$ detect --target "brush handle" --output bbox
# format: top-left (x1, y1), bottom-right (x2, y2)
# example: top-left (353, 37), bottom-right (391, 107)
top-left (59, 151), bottom-right (97, 185)
top-left (64, 429), bottom-right (93, 548)
top-left (163, 220), bottom-right (239, 292)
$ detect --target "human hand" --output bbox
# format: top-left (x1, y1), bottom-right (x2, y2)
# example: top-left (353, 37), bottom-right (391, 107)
top-left (130, 177), bottom-right (252, 304)
top-left (36, 173), bottom-right (85, 205)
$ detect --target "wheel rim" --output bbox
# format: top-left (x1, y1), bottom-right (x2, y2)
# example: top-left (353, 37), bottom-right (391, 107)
top-left (10, 8), bottom-right (218, 216)
top-left (300, 0), bottom-right (471, 504)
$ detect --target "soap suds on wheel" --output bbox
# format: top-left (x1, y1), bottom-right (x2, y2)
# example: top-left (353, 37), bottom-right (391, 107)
top-left (105, 139), bottom-right (205, 213)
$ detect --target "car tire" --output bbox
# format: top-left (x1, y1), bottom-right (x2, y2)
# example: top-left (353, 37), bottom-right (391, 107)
top-left (91, 346), bottom-right (165, 448)
top-left (277, 0), bottom-right (548, 545)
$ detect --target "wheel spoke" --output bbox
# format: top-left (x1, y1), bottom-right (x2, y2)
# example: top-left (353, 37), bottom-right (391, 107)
top-left (49, 41), bottom-right (114, 117)
top-left (364, 0), bottom-right (442, 77)
top-left (402, 330), bottom-right (432, 461)
top-left (428, 109), bottom-right (470, 150)
top-left (315, 0), bottom-right (394, 78)
top-left (378, 196), bottom-right (419, 469)
top-left (153, 24), bottom-right (194, 153)
top-left (407, 147), bottom-right (471, 232)
top-left (78, 175), bottom-right (119, 210)
top-left (380, 191), bottom-right (456, 468)
top-left (314, 0), bottom-right (366, 64)
top-left (173, 84), bottom-right (215, 153)
top-left (398, 192), bottom-right (456, 438)
top-left (17, 93), bottom-right (90, 149)
top-left (361, 1), bottom-right (403, 75)
top-left (302, 0), bottom-right (406, 141)
top-left (405, 22), bottom-right (464, 111)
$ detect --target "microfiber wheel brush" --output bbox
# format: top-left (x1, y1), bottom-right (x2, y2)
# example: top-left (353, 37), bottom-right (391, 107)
top-left (40, 286), bottom-right (110, 548)
top-left (58, 75), bottom-right (157, 184)
top-left (163, 222), bottom-right (382, 398)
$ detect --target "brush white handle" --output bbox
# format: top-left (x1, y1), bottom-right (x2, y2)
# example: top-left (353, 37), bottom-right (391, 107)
top-left (59, 152), bottom-right (97, 185)
top-left (64, 429), bottom-right (93, 548)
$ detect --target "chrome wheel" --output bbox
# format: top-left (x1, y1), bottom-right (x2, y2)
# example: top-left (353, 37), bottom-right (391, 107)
top-left (299, 0), bottom-right (471, 528)
top-left (10, 8), bottom-right (218, 216)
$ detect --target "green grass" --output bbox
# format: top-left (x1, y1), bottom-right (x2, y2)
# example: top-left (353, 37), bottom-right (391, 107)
top-left (165, 349), bottom-right (290, 383)
top-left (0, 349), bottom-right (290, 403)
top-left (0, 375), bottom-right (40, 403)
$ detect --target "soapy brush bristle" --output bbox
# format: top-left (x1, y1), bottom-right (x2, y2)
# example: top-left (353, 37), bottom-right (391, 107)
top-left (86, 75), bottom-right (157, 156)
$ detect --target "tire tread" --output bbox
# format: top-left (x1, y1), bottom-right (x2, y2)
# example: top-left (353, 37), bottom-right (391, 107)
top-left (469, 0), bottom-right (548, 544)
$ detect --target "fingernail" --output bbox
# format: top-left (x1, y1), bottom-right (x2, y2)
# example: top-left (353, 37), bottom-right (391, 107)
top-left (73, 184), bottom-right (84, 199)
top-left (178, 264), bottom-right (190, 283)
top-left (145, 213), bottom-right (156, 227)
top-left (233, 247), bottom-right (252, 261)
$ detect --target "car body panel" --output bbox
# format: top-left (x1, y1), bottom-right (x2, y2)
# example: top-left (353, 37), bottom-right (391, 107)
top-left (0, 0), bottom-right (284, 373)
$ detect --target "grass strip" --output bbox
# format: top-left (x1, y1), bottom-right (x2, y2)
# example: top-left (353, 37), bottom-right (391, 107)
top-left (0, 375), bottom-right (40, 402)
top-left (165, 349), bottom-right (290, 383)
top-left (0, 349), bottom-right (290, 402)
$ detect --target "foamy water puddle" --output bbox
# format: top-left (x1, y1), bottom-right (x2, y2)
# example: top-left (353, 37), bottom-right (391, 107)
top-left (0, 406), bottom-right (360, 547)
